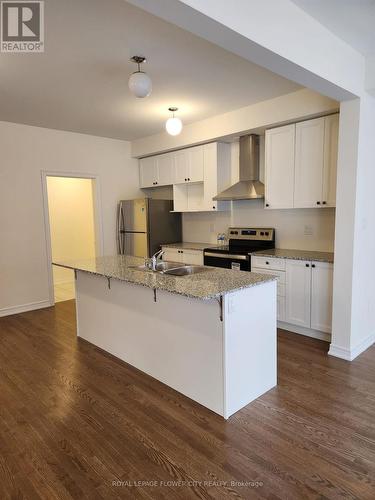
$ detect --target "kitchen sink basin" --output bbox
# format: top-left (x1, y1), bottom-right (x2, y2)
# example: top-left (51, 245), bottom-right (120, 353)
top-left (128, 261), bottom-right (184, 272)
top-left (161, 265), bottom-right (207, 276)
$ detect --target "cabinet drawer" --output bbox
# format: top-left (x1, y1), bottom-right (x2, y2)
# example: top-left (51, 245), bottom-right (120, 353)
top-left (251, 256), bottom-right (286, 271)
top-left (251, 267), bottom-right (286, 285)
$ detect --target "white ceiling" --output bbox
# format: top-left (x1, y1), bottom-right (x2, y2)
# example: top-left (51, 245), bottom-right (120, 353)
top-left (291, 0), bottom-right (375, 56)
top-left (0, 0), bottom-right (301, 141)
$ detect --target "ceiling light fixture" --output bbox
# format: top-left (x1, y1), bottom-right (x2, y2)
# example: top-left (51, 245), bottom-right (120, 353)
top-left (128, 56), bottom-right (152, 98)
top-left (166, 107), bottom-right (183, 136)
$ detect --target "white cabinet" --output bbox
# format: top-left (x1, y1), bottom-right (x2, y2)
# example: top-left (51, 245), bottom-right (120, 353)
top-left (265, 124), bottom-right (295, 209)
top-left (251, 256), bottom-right (286, 321)
top-left (294, 118), bottom-right (325, 208)
top-left (173, 146), bottom-right (204, 184)
top-left (174, 150), bottom-right (189, 184)
top-left (139, 154), bottom-right (174, 188)
top-left (162, 247), bottom-right (204, 265)
top-left (139, 156), bottom-right (158, 188)
top-left (188, 146), bottom-right (204, 183)
top-left (157, 154), bottom-right (175, 185)
top-left (323, 114), bottom-right (339, 207)
top-left (310, 262), bottom-right (333, 333)
top-left (285, 260), bottom-right (312, 328)
top-left (285, 259), bottom-right (333, 333)
top-left (172, 142), bottom-right (231, 212)
top-left (265, 114), bottom-right (339, 209)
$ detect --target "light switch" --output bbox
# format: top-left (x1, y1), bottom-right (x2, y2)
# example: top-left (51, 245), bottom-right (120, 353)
top-left (304, 225), bottom-right (313, 236)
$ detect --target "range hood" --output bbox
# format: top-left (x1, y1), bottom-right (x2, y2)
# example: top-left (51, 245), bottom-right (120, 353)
top-left (213, 134), bottom-right (264, 201)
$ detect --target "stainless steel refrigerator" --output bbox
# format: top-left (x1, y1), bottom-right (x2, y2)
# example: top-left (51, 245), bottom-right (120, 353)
top-left (117, 198), bottom-right (182, 257)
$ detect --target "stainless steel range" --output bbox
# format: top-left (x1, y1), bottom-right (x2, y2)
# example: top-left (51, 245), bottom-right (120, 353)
top-left (204, 227), bottom-right (275, 271)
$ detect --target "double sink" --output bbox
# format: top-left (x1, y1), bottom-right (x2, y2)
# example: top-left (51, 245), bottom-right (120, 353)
top-left (129, 261), bottom-right (207, 276)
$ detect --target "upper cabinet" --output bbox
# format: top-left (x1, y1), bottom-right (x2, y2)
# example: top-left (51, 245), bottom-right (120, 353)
top-left (323, 114), bottom-right (339, 208)
top-left (265, 114), bottom-right (339, 209)
top-left (139, 142), bottom-right (231, 213)
top-left (173, 146), bottom-right (204, 184)
top-left (265, 124), bottom-right (295, 209)
top-left (294, 118), bottom-right (325, 208)
top-left (139, 154), bottom-right (174, 188)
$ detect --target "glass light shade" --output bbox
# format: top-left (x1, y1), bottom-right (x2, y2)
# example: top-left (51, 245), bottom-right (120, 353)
top-left (166, 116), bottom-right (183, 136)
top-left (128, 71), bottom-right (152, 98)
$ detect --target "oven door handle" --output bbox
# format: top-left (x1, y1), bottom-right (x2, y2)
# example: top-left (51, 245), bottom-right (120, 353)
top-left (204, 252), bottom-right (248, 261)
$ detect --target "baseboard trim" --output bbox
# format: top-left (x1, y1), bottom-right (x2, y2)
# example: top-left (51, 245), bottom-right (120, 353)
top-left (0, 300), bottom-right (53, 318)
top-left (329, 333), bottom-right (375, 361)
top-left (278, 321), bottom-right (331, 342)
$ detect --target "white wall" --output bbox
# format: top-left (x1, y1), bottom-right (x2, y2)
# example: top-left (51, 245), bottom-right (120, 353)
top-left (132, 88), bottom-right (338, 157)
top-left (0, 121), bottom-right (141, 316)
top-left (330, 94), bottom-right (375, 359)
top-left (47, 177), bottom-right (97, 285)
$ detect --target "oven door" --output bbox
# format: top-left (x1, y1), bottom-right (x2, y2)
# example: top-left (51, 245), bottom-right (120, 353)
top-left (204, 252), bottom-right (250, 271)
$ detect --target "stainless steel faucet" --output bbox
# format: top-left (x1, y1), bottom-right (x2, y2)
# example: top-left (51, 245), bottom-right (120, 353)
top-left (146, 249), bottom-right (164, 271)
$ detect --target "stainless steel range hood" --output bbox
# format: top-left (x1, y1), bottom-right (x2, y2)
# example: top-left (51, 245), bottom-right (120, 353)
top-left (213, 134), bottom-right (264, 201)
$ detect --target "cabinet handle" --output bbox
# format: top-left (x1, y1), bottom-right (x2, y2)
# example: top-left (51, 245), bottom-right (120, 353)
top-left (212, 206), bottom-right (216, 210)
top-left (188, 178), bottom-right (191, 181)
top-left (184, 178), bottom-right (187, 182)
top-left (266, 261), bottom-right (269, 265)
top-left (312, 264), bottom-right (316, 268)
top-left (266, 203), bottom-right (270, 207)
top-left (322, 201), bottom-right (327, 205)
top-left (306, 263), bottom-right (310, 267)
top-left (317, 201), bottom-right (321, 205)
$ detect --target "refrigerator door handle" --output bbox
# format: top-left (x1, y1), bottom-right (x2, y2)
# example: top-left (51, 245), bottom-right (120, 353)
top-left (117, 203), bottom-right (124, 254)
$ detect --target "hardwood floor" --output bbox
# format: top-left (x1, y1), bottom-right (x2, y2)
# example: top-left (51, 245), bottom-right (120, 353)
top-left (1, 301), bottom-right (375, 499)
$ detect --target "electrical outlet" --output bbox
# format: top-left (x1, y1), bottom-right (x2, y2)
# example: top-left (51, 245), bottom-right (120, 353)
top-left (304, 225), bottom-right (313, 236)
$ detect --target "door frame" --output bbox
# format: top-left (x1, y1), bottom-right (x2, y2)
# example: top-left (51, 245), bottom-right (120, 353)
top-left (41, 170), bottom-right (104, 306)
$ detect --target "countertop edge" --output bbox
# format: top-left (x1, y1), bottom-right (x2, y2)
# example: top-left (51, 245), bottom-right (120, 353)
top-left (53, 262), bottom-right (277, 301)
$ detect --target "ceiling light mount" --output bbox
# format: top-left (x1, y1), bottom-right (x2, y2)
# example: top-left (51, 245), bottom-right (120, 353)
top-left (166, 107), bottom-right (183, 136)
top-left (128, 55), bottom-right (152, 98)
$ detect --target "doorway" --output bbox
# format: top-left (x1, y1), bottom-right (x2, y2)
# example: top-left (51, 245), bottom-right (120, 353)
top-left (45, 175), bottom-right (99, 303)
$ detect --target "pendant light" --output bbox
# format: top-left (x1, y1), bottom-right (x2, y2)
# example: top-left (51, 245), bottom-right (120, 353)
top-left (166, 107), bottom-right (183, 136)
top-left (128, 56), bottom-right (152, 98)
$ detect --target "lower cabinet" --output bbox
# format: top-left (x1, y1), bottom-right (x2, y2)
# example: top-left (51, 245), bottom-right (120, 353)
top-left (285, 260), bottom-right (312, 328)
top-left (310, 262), bottom-right (333, 333)
top-left (252, 256), bottom-right (333, 335)
top-left (285, 259), bottom-right (333, 333)
top-left (162, 247), bottom-right (204, 266)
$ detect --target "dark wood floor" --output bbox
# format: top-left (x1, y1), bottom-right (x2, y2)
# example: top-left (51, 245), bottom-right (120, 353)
top-left (1, 301), bottom-right (375, 499)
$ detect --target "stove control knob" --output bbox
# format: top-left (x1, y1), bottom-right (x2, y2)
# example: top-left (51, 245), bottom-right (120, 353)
top-left (265, 231), bottom-right (269, 236)
top-left (260, 232), bottom-right (264, 236)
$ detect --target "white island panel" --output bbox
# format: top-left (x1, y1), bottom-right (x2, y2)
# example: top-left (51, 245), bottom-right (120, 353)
top-left (75, 271), bottom-right (224, 415)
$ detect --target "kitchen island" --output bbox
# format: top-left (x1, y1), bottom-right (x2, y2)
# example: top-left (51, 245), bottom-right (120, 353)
top-left (53, 255), bottom-right (277, 419)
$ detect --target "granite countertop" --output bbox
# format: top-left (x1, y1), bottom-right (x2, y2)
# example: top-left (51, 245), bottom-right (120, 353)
top-left (53, 255), bottom-right (276, 301)
top-left (251, 248), bottom-right (334, 263)
top-left (161, 242), bottom-right (215, 251)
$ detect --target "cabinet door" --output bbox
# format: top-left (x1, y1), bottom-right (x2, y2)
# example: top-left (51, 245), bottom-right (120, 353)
top-left (157, 153), bottom-right (174, 186)
top-left (265, 125), bottom-right (295, 209)
top-left (182, 250), bottom-right (204, 266)
top-left (188, 146), bottom-right (204, 182)
top-left (139, 157), bottom-right (158, 188)
top-left (162, 248), bottom-right (183, 263)
top-left (285, 260), bottom-right (312, 328)
top-left (172, 184), bottom-right (188, 212)
top-left (187, 183), bottom-right (204, 211)
top-left (203, 143), bottom-right (218, 211)
top-left (294, 118), bottom-right (325, 208)
top-left (322, 114), bottom-right (339, 208)
top-left (311, 262), bottom-right (333, 333)
top-left (174, 150), bottom-right (189, 184)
